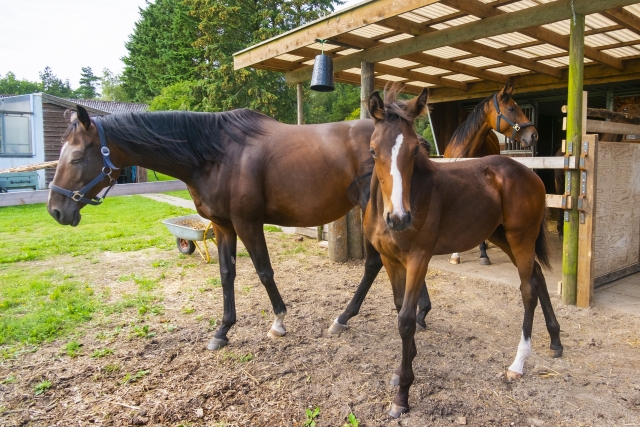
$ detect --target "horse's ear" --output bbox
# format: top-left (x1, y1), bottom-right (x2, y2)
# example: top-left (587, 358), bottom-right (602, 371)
top-left (368, 91), bottom-right (385, 121)
top-left (499, 81), bottom-right (514, 100)
top-left (76, 105), bottom-right (92, 131)
top-left (406, 88), bottom-right (429, 119)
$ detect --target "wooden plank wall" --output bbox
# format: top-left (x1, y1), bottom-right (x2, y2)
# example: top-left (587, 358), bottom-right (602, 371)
top-left (593, 141), bottom-right (640, 285)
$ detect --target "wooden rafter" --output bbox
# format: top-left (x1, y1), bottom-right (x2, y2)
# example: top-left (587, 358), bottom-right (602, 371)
top-left (602, 7), bottom-right (640, 33)
top-left (440, 0), bottom-right (625, 70)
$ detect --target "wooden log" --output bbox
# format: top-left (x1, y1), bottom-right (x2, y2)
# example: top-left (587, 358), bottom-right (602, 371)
top-left (561, 14), bottom-right (585, 306)
top-left (585, 119), bottom-right (640, 136)
top-left (577, 134), bottom-right (598, 308)
top-left (328, 216), bottom-right (348, 262)
top-left (0, 161), bottom-right (59, 174)
top-left (562, 106), bottom-right (640, 124)
top-left (430, 155), bottom-right (575, 169)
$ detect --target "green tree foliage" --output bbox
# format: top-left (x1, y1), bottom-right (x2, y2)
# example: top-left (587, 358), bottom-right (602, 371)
top-left (186, 0), bottom-right (340, 122)
top-left (121, 0), bottom-right (205, 102)
top-left (75, 66), bottom-right (100, 99)
top-left (100, 69), bottom-right (130, 102)
top-left (0, 72), bottom-right (42, 95)
top-left (39, 66), bottom-right (74, 98)
top-left (304, 83), bottom-right (360, 124)
top-left (149, 81), bottom-right (200, 111)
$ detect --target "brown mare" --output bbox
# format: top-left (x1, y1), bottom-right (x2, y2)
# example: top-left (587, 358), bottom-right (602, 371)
top-left (364, 86), bottom-right (562, 418)
top-left (444, 82), bottom-right (538, 265)
top-left (46, 105), bottom-right (432, 350)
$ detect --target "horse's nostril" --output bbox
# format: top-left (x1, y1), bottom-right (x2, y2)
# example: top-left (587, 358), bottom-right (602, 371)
top-left (52, 209), bottom-right (61, 221)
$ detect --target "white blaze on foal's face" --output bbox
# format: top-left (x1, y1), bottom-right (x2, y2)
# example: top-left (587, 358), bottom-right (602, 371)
top-left (389, 133), bottom-right (405, 217)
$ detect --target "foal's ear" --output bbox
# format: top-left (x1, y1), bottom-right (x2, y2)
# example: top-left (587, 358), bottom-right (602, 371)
top-left (76, 105), bottom-right (92, 131)
top-left (368, 91), bottom-right (385, 121)
top-left (406, 88), bottom-right (429, 119)
top-left (499, 81), bottom-right (514, 100)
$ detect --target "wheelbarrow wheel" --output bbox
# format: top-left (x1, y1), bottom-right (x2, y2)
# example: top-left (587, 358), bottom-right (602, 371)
top-left (177, 238), bottom-right (196, 255)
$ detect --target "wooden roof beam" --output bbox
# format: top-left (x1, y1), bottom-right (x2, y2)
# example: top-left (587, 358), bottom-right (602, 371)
top-left (602, 7), bottom-right (640, 34)
top-left (284, 0), bottom-right (637, 84)
top-left (381, 16), bottom-right (564, 79)
top-left (333, 71), bottom-right (426, 95)
top-left (440, 0), bottom-right (624, 70)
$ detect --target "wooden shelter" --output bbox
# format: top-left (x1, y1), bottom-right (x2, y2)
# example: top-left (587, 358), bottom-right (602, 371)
top-left (234, 0), bottom-right (640, 308)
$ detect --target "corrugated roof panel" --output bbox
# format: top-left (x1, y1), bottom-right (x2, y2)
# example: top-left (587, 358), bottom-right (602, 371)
top-left (411, 3), bottom-right (459, 20)
top-left (607, 29), bottom-right (640, 43)
top-left (488, 32), bottom-right (537, 46)
top-left (479, 0), bottom-right (498, 3)
top-left (536, 0), bottom-right (558, 3)
top-left (550, 56), bottom-right (593, 65)
top-left (398, 12), bottom-right (429, 23)
top-left (303, 60), bottom-right (315, 65)
top-left (423, 46), bottom-right (469, 58)
top-left (379, 33), bottom-right (414, 44)
top-left (348, 24), bottom-right (393, 39)
top-left (585, 33), bottom-right (619, 47)
top-left (508, 49), bottom-right (538, 59)
top-left (456, 56), bottom-right (502, 67)
top-left (602, 46), bottom-right (640, 57)
top-left (624, 4), bottom-right (640, 18)
top-left (522, 43), bottom-right (566, 56)
top-left (275, 54), bottom-right (304, 62)
top-left (336, 48), bottom-right (363, 56)
top-left (537, 58), bottom-right (565, 67)
top-left (585, 13), bottom-right (617, 29)
top-left (307, 42), bottom-right (340, 51)
top-left (343, 68), bottom-right (362, 74)
top-left (487, 65), bottom-right (530, 75)
top-left (442, 73), bottom-right (479, 82)
top-left (543, 20), bottom-right (570, 35)
top-left (407, 81), bottom-right (435, 87)
top-left (379, 58), bottom-right (421, 68)
top-left (376, 74), bottom-right (408, 81)
top-left (444, 15), bottom-right (481, 26)
top-left (412, 66), bottom-right (451, 75)
top-left (474, 38), bottom-right (507, 49)
top-left (498, 0), bottom-right (539, 13)
top-left (430, 23), bottom-right (451, 30)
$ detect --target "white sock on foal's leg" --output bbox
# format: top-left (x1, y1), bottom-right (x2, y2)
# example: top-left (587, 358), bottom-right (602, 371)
top-left (507, 332), bottom-right (532, 380)
top-left (267, 313), bottom-right (286, 338)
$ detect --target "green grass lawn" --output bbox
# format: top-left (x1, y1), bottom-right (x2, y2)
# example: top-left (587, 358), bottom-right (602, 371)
top-left (147, 170), bottom-right (175, 182)
top-left (0, 196), bottom-right (193, 351)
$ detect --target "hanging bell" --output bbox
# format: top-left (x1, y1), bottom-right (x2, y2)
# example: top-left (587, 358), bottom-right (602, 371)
top-left (310, 53), bottom-right (334, 92)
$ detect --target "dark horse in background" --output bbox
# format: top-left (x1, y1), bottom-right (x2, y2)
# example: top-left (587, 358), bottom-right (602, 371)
top-left (47, 105), bottom-right (432, 350)
top-left (443, 82), bottom-right (538, 265)
top-left (364, 85), bottom-right (562, 417)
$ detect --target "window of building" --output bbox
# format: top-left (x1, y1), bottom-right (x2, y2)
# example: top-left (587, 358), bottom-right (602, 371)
top-left (0, 96), bottom-right (33, 157)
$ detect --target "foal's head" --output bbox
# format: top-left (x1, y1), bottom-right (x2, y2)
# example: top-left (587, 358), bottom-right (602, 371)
top-left (488, 81), bottom-right (538, 147)
top-left (367, 86), bottom-right (429, 232)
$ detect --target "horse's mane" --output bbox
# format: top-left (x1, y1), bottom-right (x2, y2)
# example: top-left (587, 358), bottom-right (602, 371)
top-left (83, 109), bottom-right (271, 167)
top-left (382, 84), bottom-right (416, 122)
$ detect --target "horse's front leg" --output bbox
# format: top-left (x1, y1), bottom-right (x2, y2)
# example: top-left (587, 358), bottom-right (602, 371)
top-left (387, 255), bottom-right (431, 418)
top-left (207, 225), bottom-right (238, 350)
top-left (479, 241), bottom-right (491, 265)
top-left (236, 222), bottom-right (287, 339)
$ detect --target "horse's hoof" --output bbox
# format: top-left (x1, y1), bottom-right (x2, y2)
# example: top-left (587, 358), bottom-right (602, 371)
top-left (207, 337), bottom-right (228, 351)
top-left (267, 328), bottom-right (286, 339)
top-left (328, 320), bottom-right (348, 335)
top-left (449, 255), bottom-right (460, 264)
top-left (388, 403), bottom-right (409, 418)
top-left (415, 321), bottom-right (426, 332)
top-left (506, 370), bottom-right (523, 381)
top-left (479, 257), bottom-right (491, 266)
top-left (390, 373), bottom-right (400, 386)
top-left (550, 347), bottom-right (563, 358)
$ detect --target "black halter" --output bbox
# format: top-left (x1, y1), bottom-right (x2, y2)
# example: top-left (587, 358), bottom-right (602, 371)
top-left (493, 93), bottom-right (533, 139)
top-left (50, 119), bottom-right (119, 206)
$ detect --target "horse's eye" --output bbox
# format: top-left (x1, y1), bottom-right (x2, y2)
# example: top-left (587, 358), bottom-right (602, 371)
top-left (71, 158), bottom-right (84, 164)
top-left (369, 148), bottom-right (376, 157)
top-left (508, 106), bottom-right (515, 112)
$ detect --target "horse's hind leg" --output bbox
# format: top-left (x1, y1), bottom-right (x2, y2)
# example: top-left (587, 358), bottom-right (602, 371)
top-left (532, 262), bottom-right (563, 357)
top-left (330, 238), bottom-right (431, 334)
top-left (488, 226), bottom-right (538, 380)
top-left (236, 223), bottom-right (288, 339)
top-left (479, 241), bottom-right (491, 265)
top-left (207, 225), bottom-right (238, 350)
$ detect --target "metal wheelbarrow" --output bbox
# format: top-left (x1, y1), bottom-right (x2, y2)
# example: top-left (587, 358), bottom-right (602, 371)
top-left (161, 214), bottom-right (217, 262)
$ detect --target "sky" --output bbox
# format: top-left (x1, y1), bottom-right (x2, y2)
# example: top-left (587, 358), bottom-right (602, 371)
top-left (1, 0), bottom-right (363, 89)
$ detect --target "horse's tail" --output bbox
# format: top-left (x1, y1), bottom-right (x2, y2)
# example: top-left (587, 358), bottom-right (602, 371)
top-left (536, 209), bottom-right (553, 271)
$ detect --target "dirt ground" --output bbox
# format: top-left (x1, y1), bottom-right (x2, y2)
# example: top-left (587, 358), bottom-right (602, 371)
top-left (1, 231), bottom-right (639, 426)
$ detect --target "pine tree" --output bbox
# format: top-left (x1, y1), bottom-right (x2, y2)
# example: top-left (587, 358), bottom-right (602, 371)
top-left (75, 66), bottom-right (100, 99)
top-left (39, 66), bottom-right (74, 98)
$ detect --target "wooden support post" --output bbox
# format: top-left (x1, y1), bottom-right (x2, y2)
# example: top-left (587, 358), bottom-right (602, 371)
top-left (328, 217), bottom-right (348, 262)
top-left (577, 134), bottom-right (598, 308)
top-left (297, 83), bottom-right (304, 125)
top-left (360, 62), bottom-right (375, 119)
top-left (562, 13), bottom-right (585, 306)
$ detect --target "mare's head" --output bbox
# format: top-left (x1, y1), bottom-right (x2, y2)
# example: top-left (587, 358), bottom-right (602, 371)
top-left (488, 81), bottom-right (538, 147)
top-left (615, 98), bottom-right (640, 115)
top-left (367, 86), bottom-right (429, 232)
top-left (47, 106), bottom-right (120, 226)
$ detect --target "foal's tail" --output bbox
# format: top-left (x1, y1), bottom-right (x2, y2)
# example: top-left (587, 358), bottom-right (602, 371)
top-left (535, 209), bottom-right (553, 271)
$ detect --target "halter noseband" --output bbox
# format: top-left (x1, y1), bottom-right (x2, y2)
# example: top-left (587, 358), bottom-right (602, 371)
top-left (50, 119), bottom-right (119, 206)
top-left (492, 93), bottom-right (533, 139)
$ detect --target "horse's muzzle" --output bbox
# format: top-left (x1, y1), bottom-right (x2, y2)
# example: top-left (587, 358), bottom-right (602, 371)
top-left (520, 130), bottom-right (538, 147)
top-left (48, 205), bottom-right (81, 227)
top-left (386, 211), bottom-right (412, 231)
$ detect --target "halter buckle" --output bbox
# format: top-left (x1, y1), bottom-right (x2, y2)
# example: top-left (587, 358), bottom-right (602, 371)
top-left (71, 191), bottom-right (84, 202)
top-left (101, 146), bottom-right (110, 156)
top-left (513, 123), bottom-right (521, 132)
